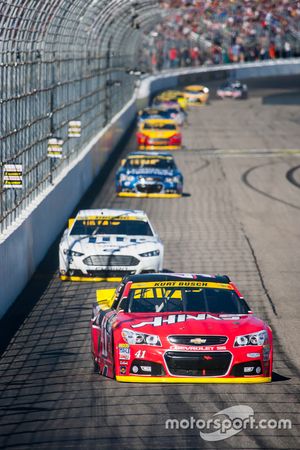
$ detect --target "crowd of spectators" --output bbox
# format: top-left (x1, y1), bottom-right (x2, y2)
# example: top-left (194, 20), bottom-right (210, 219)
top-left (142, 0), bottom-right (300, 71)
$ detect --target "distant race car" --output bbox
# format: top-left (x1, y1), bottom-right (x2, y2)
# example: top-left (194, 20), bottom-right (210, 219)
top-left (153, 102), bottom-right (186, 126)
top-left (115, 151), bottom-right (183, 198)
top-left (59, 209), bottom-right (163, 281)
top-left (153, 90), bottom-right (188, 110)
top-left (137, 108), bottom-right (172, 125)
top-left (217, 81), bottom-right (248, 99)
top-left (91, 272), bottom-right (273, 382)
top-left (183, 85), bottom-right (209, 105)
top-left (136, 118), bottom-right (182, 151)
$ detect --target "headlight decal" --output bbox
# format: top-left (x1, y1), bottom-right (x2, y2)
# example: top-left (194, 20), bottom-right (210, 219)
top-left (122, 328), bottom-right (161, 346)
top-left (139, 249), bottom-right (160, 257)
top-left (234, 330), bottom-right (268, 347)
top-left (165, 176), bottom-right (180, 183)
top-left (63, 249), bottom-right (84, 257)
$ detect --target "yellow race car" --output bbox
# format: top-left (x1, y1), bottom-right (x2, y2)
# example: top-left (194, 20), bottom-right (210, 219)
top-left (153, 90), bottom-right (188, 110)
top-left (183, 85), bottom-right (209, 105)
top-left (136, 118), bottom-right (182, 150)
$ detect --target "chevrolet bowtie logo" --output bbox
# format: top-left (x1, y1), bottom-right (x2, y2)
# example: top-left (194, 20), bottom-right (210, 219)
top-left (190, 338), bottom-right (207, 344)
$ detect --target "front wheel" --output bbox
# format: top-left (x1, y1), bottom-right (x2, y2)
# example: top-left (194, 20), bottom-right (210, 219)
top-left (92, 356), bottom-right (100, 374)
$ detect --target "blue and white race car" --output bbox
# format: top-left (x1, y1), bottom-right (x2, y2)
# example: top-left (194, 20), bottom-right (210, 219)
top-left (115, 151), bottom-right (183, 198)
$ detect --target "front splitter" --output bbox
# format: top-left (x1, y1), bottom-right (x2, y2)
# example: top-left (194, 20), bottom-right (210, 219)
top-left (138, 146), bottom-right (181, 151)
top-left (116, 375), bottom-right (272, 383)
top-left (117, 192), bottom-right (181, 198)
top-left (60, 275), bottom-right (123, 282)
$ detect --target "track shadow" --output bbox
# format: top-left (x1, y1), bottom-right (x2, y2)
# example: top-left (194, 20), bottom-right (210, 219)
top-left (0, 122), bottom-right (136, 357)
top-left (182, 192), bottom-right (191, 197)
top-left (272, 371), bottom-right (291, 382)
top-left (262, 91), bottom-right (300, 105)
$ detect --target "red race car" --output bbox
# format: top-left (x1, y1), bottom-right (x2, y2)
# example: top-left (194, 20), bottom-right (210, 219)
top-left (90, 273), bottom-right (273, 383)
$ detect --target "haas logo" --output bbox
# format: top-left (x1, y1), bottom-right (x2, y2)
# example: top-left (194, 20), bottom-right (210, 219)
top-left (132, 313), bottom-right (221, 328)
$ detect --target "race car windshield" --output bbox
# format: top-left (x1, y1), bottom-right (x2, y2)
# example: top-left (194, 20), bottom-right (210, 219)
top-left (70, 219), bottom-right (153, 236)
top-left (220, 82), bottom-right (241, 90)
top-left (125, 157), bottom-right (176, 170)
top-left (141, 111), bottom-right (170, 119)
top-left (167, 109), bottom-right (180, 115)
top-left (143, 123), bottom-right (177, 130)
top-left (126, 287), bottom-right (250, 314)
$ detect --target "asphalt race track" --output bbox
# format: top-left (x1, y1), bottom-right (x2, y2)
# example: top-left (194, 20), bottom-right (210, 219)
top-left (0, 75), bottom-right (300, 450)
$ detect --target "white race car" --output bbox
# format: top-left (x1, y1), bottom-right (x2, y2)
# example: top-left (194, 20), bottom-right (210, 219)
top-left (59, 209), bottom-right (164, 281)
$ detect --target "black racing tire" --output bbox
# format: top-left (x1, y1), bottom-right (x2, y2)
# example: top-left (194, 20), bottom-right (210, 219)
top-left (92, 357), bottom-right (100, 374)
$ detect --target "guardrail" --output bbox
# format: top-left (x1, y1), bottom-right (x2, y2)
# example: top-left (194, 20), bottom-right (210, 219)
top-left (1, 58), bottom-right (300, 319)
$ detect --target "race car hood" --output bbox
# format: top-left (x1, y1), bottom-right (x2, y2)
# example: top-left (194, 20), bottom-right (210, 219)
top-left (126, 168), bottom-right (175, 177)
top-left (62, 234), bottom-right (158, 253)
top-left (116, 312), bottom-right (268, 337)
top-left (141, 129), bottom-right (178, 139)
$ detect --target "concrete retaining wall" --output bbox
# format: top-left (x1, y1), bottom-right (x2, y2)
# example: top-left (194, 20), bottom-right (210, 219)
top-left (0, 99), bottom-right (137, 318)
top-left (137, 58), bottom-right (300, 107)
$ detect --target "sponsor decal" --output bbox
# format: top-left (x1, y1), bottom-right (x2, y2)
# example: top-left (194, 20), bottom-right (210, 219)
top-left (120, 366), bottom-right (127, 374)
top-left (68, 120), bottom-right (81, 137)
top-left (170, 345), bottom-right (218, 352)
top-left (77, 215), bottom-right (141, 222)
top-left (119, 360), bottom-right (129, 365)
top-left (131, 281), bottom-right (233, 290)
top-left (3, 164), bottom-right (23, 189)
top-left (119, 343), bottom-right (130, 360)
top-left (132, 313), bottom-right (222, 329)
top-left (47, 137), bottom-right (63, 158)
top-left (247, 353), bottom-right (260, 358)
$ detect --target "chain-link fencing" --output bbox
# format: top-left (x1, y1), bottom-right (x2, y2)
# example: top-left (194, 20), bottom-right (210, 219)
top-left (0, 0), bottom-right (161, 233)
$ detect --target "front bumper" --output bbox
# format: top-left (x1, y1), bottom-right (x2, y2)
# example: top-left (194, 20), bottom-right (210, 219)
top-left (116, 179), bottom-right (182, 198)
top-left (217, 91), bottom-right (242, 99)
top-left (60, 254), bottom-right (162, 282)
top-left (115, 345), bottom-right (272, 383)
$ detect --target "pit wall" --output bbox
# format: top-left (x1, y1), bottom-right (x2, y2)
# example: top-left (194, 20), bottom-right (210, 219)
top-left (1, 58), bottom-right (300, 318)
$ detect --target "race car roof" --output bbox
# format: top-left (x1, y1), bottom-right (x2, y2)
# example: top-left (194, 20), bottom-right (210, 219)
top-left (75, 208), bottom-right (148, 219)
top-left (123, 273), bottom-right (231, 284)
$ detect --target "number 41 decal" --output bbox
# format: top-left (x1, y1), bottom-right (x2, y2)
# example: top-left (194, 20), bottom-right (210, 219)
top-left (135, 350), bottom-right (146, 358)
